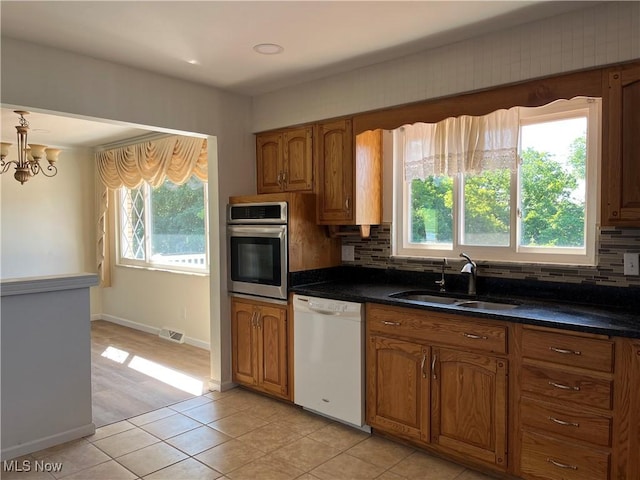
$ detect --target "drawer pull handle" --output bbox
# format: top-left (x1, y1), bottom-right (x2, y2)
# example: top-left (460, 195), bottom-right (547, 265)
top-left (463, 333), bottom-right (488, 340)
top-left (548, 416), bottom-right (579, 427)
top-left (382, 321), bottom-right (401, 326)
top-left (550, 346), bottom-right (581, 355)
top-left (548, 381), bottom-right (580, 391)
top-left (546, 458), bottom-right (578, 470)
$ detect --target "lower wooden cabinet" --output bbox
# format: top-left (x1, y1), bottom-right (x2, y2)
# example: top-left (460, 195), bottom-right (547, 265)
top-left (612, 338), bottom-right (640, 480)
top-left (366, 304), bottom-right (508, 473)
top-left (231, 297), bottom-right (289, 400)
top-left (520, 430), bottom-right (610, 480)
top-left (367, 336), bottom-right (430, 443)
top-left (516, 325), bottom-right (617, 480)
top-left (431, 348), bottom-right (508, 468)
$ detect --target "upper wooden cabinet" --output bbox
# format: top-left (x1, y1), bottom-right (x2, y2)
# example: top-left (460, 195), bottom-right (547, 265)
top-left (256, 127), bottom-right (313, 194)
top-left (602, 64), bottom-right (640, 226)
top-left (315, 119), bottom-right (382, 230)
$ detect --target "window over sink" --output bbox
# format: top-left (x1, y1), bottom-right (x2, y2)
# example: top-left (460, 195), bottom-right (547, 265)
top-left (393, 97), bottom-right (600, 265)
top-left (117, 176), bottom-right (209, 273)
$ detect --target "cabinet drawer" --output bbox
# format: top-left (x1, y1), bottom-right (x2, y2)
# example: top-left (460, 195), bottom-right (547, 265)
top-left (521, 364), bottom-right (613, 410)
top-left (520, 397), bottom-right (612, 447)
top-left (522, 328), bottom-right (614, 372)
top-left (521, 431), bottom-right (610, 480)
top-left (367, 304), bottom-right (507, 354)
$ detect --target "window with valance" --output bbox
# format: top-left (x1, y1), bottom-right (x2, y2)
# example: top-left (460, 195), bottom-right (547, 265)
top-left (95, 135), bottom-right (208, 286)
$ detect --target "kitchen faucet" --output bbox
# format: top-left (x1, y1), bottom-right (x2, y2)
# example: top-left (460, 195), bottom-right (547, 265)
top-left (434, 258), bottom-right (447, 292)
top-left (459, 253), bottom-right (477, 296)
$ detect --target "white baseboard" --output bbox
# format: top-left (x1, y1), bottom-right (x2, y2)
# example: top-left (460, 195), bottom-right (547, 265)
top-left (1, 423), bottom-right (95, 461)
top-left (208, 379), bottom-right (237, 392)
top-left (94, 314), bottom-right (210, 351)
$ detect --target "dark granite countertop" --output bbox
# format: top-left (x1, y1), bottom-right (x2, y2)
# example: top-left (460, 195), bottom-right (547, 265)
top-left (289, 267), bottom-right (640, 339)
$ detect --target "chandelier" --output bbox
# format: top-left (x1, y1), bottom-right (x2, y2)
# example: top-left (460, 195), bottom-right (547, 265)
top-left (1, 111), bottom-right (62, 185)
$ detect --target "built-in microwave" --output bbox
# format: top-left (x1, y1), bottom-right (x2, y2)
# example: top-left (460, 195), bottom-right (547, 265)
top-left (227, 202), bottom-right (288, 301)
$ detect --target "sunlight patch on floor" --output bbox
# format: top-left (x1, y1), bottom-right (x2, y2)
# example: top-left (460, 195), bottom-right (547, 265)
top-left (100, 345), bottom-right (205, 395)
top-left (128, 355), bottom-right (204, 395)
top-left (101, 346), bottom-right (130, 363)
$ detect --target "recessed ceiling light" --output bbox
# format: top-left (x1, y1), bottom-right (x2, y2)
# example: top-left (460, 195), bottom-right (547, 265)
top-left (253, 43), bottom-right (284, 55)
top-left (186, 59), bottom-right (199, 65)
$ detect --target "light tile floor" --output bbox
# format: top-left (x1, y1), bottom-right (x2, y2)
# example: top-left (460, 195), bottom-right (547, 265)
top-left (2, 388), bottom-right (497, 480)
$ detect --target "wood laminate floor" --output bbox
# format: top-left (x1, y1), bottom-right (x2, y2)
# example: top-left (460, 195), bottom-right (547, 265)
top-left (91, 320), bottom-right (210, 427)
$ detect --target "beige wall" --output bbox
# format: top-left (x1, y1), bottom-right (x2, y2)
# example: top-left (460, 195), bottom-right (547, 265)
top-left (1, 38), bottom-right (254, 389)
top-left (252, 2), bottom-right (640, 132)
top-left (101, 265), bottom-right (211, 347)
top-left (0, 146), bottom-right (95, 278)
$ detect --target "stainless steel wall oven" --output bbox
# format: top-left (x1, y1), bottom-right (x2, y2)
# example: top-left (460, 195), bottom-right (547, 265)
top-left (227, 201), bottom-right (288, 301)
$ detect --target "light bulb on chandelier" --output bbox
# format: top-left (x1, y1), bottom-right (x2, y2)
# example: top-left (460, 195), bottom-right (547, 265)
top-left (1, 111), bottom-right (62, 185)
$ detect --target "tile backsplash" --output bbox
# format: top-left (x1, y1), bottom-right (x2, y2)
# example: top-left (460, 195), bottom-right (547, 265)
top-left (341, 224), bottom-right (640, 288)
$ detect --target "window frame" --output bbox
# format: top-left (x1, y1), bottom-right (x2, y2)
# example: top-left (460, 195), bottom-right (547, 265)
top-left (116, 179), bottom-right (210, 275)
top-left (393, 97), bottom-right (601, 266)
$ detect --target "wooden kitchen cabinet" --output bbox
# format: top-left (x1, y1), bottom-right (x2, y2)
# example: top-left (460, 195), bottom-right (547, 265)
top-left (366, 336), bottom-right (430, 443)
top-left (431, 347), bottom-right (508, 468)
top-left (366, 303), bottom-right (508, 473)
top-left (315, 119), bottom-right (382, 233)
top-left (515, 325), bottom-right (615, 480)
top-left (601, 63), bottom-right (640, 226)
top-left (256, 127), bottom-right (313, 194)
top-left (612, 338), bottom-right (640, 480)
top-left (231, 297), bottom-right (289, 400)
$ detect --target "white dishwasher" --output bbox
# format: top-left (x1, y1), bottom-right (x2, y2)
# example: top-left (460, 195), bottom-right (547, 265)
top-left (293, 294), bottom-right (367, 429)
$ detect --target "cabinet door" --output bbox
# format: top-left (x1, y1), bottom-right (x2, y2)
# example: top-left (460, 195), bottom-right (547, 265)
top-left (256, 304), bottom-right (288, 397)
top-left (602, 65), bottom-right (640, 225)
top-left (231, 299), bottom-right (258, 385)
top-left (431, 347), bottom-right (508, 469)
top-left (367, 336), bottom-right (430, 443)
top-left (631, 343), bottom-right (640, 480)
top-left (283, 127), bottom-right (313, 192)
top-left (615, 340), bottom-right (640, 480)
top-left (257, 132), bottom-right (283, 193)
top-left (316, 119), bottom-right (354, 223)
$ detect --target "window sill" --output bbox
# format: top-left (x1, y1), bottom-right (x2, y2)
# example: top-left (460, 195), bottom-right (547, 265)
top-left (115, 263), bottom-right (209, 277)
top-left (390, 254), bottom-right (598, 269)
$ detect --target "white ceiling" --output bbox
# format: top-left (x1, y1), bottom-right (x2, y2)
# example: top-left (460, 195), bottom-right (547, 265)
top-left (1, 1), bottom-right (594, 147)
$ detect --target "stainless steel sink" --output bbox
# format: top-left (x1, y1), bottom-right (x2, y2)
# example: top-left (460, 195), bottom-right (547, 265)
top-left (389, 291), bottom-right (518, 311)
top-left (389, 292), bottom-right (459, 305)
top-left (454, 300), bottom-right (519, 311)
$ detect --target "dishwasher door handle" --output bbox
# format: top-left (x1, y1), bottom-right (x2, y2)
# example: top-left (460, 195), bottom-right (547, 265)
top-left (306, 300), bottom-right (344, 315)
top-left (306, 306), bottom-right (340, 315)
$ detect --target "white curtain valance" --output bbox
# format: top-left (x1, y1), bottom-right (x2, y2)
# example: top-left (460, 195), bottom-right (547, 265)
top-left (96, 135), bottom-right (207, 189)
top-left (403, 107), bottom-right (519, 181)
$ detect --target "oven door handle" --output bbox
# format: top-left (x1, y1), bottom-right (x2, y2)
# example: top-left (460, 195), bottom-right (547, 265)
top-left (227, 225), bottom-right (287, 237)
